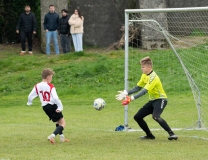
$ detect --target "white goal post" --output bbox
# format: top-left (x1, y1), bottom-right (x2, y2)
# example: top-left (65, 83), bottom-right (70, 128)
top-left (124, 7), bottom-right (208, 131)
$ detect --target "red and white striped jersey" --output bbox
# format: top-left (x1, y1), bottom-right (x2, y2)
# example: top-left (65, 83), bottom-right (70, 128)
top-left (27, 82), bottom-right (63, 111)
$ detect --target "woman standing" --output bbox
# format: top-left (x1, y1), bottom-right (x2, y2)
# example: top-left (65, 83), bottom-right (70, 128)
top-left (68, 9), bottom-right (84, 52)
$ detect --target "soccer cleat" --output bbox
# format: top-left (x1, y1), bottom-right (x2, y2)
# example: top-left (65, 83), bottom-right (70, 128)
top-left (140, 135), bottom-right (155, 140)
top-left (60, 135), bottom-right (69, 142)
top-left (48, 135), bottom-right (55, 144)
top-left (62, 138), bottom-right (69, 142)
top-left (168, 134), bottom-right (178, 140)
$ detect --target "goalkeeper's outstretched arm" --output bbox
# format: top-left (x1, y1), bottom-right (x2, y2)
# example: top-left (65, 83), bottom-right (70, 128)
top-left (116, 86), bottom-right (142, 101)
top-left (131, 88), bottom-right (147, 100)
top-left (122, 88), bottom-right (148, 105)
top-left (127, 86), bottom-right (142, 95)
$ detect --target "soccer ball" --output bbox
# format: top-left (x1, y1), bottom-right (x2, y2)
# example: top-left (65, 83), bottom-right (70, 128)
top-left (93, 98), bottom-right (105, 111)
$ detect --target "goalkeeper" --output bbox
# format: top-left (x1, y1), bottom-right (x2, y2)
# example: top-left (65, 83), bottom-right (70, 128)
top-left (116, 56), bottom-right (178, 140)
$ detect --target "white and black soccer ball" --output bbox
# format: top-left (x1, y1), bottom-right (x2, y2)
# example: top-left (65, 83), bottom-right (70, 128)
top-left (93, 98), bottom-right (105, 111)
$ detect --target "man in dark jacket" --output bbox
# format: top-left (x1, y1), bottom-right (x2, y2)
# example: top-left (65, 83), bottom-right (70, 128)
top-left (58, 9), bottom-right (71, 53)
top-left (43, 5), bottom-right (60, 55)
top-left (16, 4), bottom-right (37, 55)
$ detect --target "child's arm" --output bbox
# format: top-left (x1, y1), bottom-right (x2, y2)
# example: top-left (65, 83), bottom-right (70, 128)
top-left (130, 88), bottom-right (147, 100)
top-left (51, 88), bottom-right (63, 111)
top-left (127, 86), bottom-right (142, 95)
top-left (27, 87), bottom-right (38, 106)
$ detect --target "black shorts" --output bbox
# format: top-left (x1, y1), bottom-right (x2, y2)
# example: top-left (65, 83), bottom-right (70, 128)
top-left (134, 99), bottom-right (167, 120)
top-left (42, 104), bottom-right (63, 122)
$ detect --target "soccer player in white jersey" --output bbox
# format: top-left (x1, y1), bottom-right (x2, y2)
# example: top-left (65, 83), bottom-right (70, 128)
top-left (116, 56), bottom-right (178, 140)
top-left (27, 68), bottom-right (69, 144)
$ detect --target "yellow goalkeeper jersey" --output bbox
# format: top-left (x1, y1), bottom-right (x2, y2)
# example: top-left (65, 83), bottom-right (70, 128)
top-left (137, 71), bottom-right (167, 100)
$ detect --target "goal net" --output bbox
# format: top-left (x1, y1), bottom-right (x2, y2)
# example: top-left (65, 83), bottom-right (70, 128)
top-left (124, 7), bottom-right (208, 131)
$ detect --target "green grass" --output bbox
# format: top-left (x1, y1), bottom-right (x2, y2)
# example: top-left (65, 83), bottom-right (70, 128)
top-left (1, 45), bottom-right (208, 159)
top-left (190, 29), bottom-right (207, 36)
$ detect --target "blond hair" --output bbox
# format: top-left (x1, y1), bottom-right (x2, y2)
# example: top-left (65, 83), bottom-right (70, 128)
top-left (41, 68), bottom-right (55, 79)
top-left (140, 56), bottom-right (153, 66)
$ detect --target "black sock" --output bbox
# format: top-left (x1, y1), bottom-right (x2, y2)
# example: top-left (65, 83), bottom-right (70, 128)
top-left (168, 131), bottom-right (174, 136)
top-left (56, 124), bottom-right (63, 135)
top-left (53, 126), bottom-right (64, 135)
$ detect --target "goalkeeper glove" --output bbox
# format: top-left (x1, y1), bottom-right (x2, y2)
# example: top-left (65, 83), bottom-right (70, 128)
top-left (122, 96), bottom-right (131, 105)
top-left (122, 96), bottom-right (135, 105)
top-left (116, 90), bottom-right (128, 100)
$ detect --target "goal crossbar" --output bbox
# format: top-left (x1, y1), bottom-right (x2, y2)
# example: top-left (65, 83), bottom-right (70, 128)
top-left (125, 7), bottom-right (208, 14)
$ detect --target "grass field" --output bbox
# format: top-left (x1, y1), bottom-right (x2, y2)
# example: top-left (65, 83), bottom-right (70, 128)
top-left (0, 44), bottom-right (208, 160)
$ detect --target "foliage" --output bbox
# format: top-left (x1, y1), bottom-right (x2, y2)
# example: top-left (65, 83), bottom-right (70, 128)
top-left (34, 0), bottom-right (41, 38)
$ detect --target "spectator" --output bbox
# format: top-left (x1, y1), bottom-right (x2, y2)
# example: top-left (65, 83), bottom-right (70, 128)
top-left (43, 5), bottom-right (59, 55)
top-left (58, 9), bottom-right (71, 53)
top-left (68, 9), bottom-right (84, 52)
top-left (16, 4), bottom-right (37, 55)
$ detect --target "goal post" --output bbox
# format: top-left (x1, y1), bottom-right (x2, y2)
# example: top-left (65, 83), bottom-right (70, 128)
top-left (124, 7), bottom-right (208, 131)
